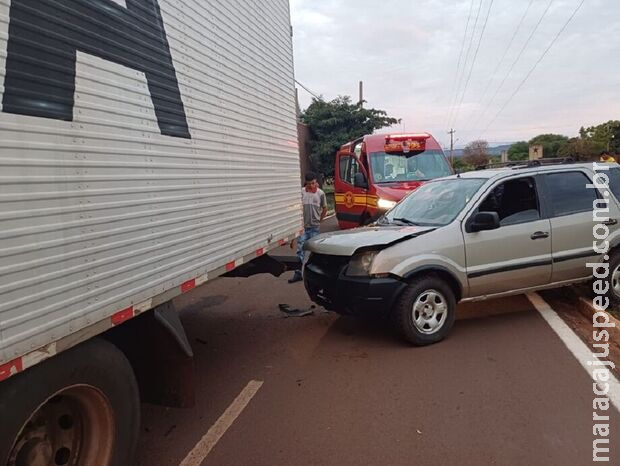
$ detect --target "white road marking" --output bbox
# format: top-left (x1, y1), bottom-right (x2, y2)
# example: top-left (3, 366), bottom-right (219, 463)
top-left (527, 292), bottom-right (620, 412)
top-left (179, 380), bottom-right (263, 466)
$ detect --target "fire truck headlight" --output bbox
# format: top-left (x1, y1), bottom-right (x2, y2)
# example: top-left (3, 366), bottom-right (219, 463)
top-left (377, 198), bottom-right (397, 210)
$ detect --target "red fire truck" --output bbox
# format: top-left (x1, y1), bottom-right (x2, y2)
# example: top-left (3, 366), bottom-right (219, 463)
top-left (334, 132), bottom-right (453, 229)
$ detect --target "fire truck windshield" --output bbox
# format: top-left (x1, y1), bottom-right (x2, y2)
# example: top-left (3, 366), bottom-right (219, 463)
top-left (369, 150), bottom-right (452, 183)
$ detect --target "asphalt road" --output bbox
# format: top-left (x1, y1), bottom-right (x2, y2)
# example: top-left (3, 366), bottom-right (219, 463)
top-left (135, 217), bottom-right (620, 465)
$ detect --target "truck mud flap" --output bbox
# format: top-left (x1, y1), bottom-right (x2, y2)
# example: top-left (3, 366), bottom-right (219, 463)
top-left (104, 301), bottom-right (195, 408)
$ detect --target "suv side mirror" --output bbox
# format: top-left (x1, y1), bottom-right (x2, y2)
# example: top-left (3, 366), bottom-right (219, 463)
top-left (354, 172), bottom-right (368, 189)
top-left (470, 211), bottom-right (500, 232)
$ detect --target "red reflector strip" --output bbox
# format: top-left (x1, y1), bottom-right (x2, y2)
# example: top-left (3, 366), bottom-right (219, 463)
top-left (0, 358), bottom-right (23, 382)
top-left (256, 248), bottom-right (264, 256)
top-left (278, 239), bottom-right (286, 246)
top-left (225, 261), bottom-right (236, 271)
top-left (111, 307), bottom-right (133, 326)
top-left (181, 279), bottom-right (196, 293)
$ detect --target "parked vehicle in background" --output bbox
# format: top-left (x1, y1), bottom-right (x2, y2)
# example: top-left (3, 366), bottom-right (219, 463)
top-left (0, 0), bottom-right (301, 464)
top-left (334, 132), bottom-right (453, 229)
top-left (305, 161), bottom-right (620, 345)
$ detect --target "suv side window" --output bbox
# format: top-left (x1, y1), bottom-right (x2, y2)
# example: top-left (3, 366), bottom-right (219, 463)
top-left (543, 171), bottom-right (597, 217)
top-left (478, 177), bottom-right (540, 226)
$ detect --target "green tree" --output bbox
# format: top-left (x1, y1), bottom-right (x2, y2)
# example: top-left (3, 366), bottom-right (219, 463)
top-left (452, 157), bottom-right (474, 173)
top-left (612, 124), bottom-right (620, 154)
top-left (558, 137), bottom-right (604, 161)
top-left (300, 96), bottom-right (400, 176)
top-left (579, 120), bottom-right (620, 153)
top-left (528, 134), bottom-right (569, 158)
top-left (507, 141), bottom-right (529, 161)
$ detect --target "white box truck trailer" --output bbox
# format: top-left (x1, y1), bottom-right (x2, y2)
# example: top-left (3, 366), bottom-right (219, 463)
top-left (0, 0), bottom-right (302, 463)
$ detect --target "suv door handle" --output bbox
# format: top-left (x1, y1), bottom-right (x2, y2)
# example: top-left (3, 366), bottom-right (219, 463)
top-left (604, 219), bottom-right (618, 226)
top-left (531, 231), bottom-right (549, 240)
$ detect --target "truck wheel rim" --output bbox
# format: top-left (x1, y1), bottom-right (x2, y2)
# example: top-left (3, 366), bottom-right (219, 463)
top-left (9, 385), bottom-right (115, 466)
top-left (612, 264), bottom-right (620, 297)
top-left (412, 289), bottom-right (448, 335)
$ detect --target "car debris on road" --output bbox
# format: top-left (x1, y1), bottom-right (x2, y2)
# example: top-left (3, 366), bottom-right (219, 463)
top-left (278, 303), bottom-right (316, 318)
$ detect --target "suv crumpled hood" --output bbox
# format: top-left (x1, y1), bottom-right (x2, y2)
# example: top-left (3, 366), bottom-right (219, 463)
top-left (305, 225), bottom-right (435, 256)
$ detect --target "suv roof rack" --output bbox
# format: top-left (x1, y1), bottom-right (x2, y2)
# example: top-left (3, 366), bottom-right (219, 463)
top-left (475, 157), bottom-right (575, 171)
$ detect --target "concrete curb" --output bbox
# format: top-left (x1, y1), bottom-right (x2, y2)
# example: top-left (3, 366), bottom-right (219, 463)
top-left (577, 297), bottom-right (620, 343)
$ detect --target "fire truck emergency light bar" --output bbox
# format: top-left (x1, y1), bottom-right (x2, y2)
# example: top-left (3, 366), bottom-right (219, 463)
top-left (384, 133), bottom-right (431, 154)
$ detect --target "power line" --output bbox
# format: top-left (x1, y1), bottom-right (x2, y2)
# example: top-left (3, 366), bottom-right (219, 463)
top-left (460, 0), bottom-right (535, 133)
top-left (445, 0), bottom-right (483, 131)
top-left (445, 0), bottom-right (484, 132)
top-left (471, 0), bottom-right (555, 134)
top-left (480, 0), bottom-right (586, 139)
top-left (294, 79), bottom-right (320, 100)
top-left (449, 0), bottom-right (495, 130)
top-left (444, 0), bottom-right (476, 131)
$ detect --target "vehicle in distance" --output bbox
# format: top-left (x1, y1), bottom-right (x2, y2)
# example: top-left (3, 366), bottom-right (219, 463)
top-left (334, 132), bottom-right (453, 229)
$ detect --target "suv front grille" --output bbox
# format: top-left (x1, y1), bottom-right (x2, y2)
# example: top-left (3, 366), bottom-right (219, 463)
top-left (306, 253), bottom-right (349, 278)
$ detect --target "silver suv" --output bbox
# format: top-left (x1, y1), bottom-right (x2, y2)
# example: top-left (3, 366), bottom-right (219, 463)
top-left (304, 161), bottom-right (620, 345)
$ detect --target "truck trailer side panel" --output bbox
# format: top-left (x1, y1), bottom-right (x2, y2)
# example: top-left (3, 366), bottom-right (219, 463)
top-left (0, 0), bottom-right (302, 367)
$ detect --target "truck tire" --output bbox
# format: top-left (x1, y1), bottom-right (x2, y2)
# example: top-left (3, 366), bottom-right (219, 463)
top-left (0, 338), bottom-right (140, 466)
top-left (393, 275), bottom-right (456, 346)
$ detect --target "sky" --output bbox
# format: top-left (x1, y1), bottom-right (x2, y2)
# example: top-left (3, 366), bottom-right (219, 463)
top-left (289, 0), bottom-right (620, 149)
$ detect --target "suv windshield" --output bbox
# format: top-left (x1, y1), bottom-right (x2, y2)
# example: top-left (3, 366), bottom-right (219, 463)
top-left (370, 150), bottom-right (452, 183)
top-left (384, 178), bottom-right (485, 226)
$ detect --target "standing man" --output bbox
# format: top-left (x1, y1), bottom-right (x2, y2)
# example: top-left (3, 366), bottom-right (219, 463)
top-left (289, 172), bottom-right (327, 283)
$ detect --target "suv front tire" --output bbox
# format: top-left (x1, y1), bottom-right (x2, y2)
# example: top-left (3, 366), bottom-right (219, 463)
top-left (393, 275), bottom-right (456, 345)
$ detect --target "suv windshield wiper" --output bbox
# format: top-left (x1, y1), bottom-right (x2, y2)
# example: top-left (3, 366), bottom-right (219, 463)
top-left (392, 217), bottom-right (418, 226)
top-left (375, 216), bottom-right (391, 226)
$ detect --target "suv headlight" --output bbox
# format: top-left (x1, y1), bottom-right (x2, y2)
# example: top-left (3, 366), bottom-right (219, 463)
top-left (346, 250), bottom-right (379, 276)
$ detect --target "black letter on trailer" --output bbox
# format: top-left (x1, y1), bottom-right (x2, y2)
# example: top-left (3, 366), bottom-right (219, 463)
top-left (2, 0), bottom-right (191, 139)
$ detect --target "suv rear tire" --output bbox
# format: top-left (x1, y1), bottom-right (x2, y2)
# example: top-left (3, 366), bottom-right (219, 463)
top-left (393, 275), bottom-right (456, 345)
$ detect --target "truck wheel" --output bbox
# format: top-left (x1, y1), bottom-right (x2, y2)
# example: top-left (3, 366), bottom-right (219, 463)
top-left (393, 275), bottom-right (456, 345)
top-left (605, 251), bottom-right (620, 304)
top-left (0, 338), bottom-right (140, 466)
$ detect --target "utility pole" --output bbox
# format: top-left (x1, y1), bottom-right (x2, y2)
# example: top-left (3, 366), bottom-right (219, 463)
top-left (359, 81), bottom-right (363, 107)
top-left (448, 128), bottom-right (456, 167)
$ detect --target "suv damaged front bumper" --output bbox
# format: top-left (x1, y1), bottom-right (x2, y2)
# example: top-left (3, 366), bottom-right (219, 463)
top-left (303, 254), bottom-right (407, 317)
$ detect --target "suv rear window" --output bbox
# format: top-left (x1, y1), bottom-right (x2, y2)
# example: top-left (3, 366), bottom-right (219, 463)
top-left (544, 171), bottom-right (597, 217)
